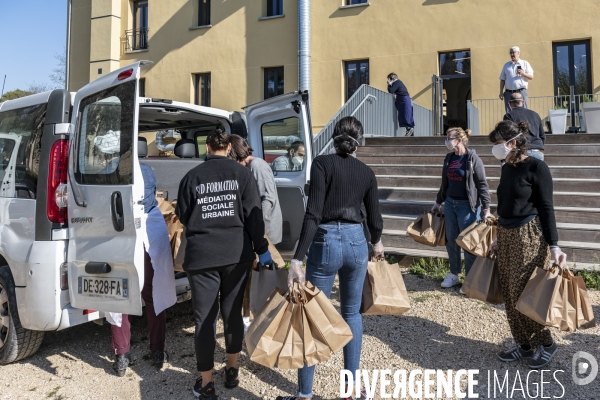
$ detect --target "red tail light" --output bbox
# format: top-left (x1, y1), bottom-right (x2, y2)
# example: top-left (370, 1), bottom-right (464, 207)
top-left (83, 309), bottom-right (96, 315)
top-left (47, 139), bottom-right (69, 223)
top-left (118, 69), bottom-right (134, 81)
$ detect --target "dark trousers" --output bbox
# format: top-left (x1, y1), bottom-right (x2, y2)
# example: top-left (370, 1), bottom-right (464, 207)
top-left (187, 261), bottom-right (252, 372)
top-left (111, 250), bottom-right (167, 355)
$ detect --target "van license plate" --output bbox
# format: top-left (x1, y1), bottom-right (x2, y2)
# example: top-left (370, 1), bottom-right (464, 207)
top-left (78, 277), bottom-right (129, 299)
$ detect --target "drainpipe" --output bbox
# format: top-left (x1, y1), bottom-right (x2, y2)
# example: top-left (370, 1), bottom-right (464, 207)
top-left (65, 0), bottom-right (72, 90)
top-left (297, 0), bottom-right (311, 94)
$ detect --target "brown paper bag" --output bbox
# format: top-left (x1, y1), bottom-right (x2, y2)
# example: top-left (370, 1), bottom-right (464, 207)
top-left (462, 256), bottom-right (504, 305)
top-left (302, 281), bottom-right (353, 353)
top-left (406, 213), bottom-right (437, 246)
top-left (572, 275), bottom-right (596, 329)
top-left (557, 269), bottom-right (577, 332)
top-left (516, 265), bottom-right (565, 327)
top-left (244, 288), bottom-right (290, 368)
top-left (362, 258), bottom-right (411, 315)
top-left (301, 306), bottom-right (330, 366)
top-left (434, 213), bottom-right (446, 246)
top-left (276, 303), bottom-right (305, 369)
top-left (456, 218), bottom-right (497, 257)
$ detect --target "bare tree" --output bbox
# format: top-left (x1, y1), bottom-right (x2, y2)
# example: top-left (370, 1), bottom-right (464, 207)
top-left (26, 81), bottom-right (53, 94)
top-left (50, 50), bottom-right (66, 89)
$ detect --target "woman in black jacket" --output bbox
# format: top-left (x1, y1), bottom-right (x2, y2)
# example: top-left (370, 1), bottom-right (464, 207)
top-left (432, 127), bottom-right (491, 289)
top-left (490, 120), bottom-right (566, 370)
top-left (176, 129), bottom-right (272, 400)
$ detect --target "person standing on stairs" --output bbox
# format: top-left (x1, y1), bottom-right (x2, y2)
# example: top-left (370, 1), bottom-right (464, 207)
top-left (387, 73), bottom-right (415, 136)
top-left (432, 127), bottom-right (492, 289)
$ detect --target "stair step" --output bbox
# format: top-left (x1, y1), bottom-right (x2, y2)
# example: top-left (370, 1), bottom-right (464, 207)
top-left (381, 229), bottom-right (600, 264)
top-left (358, 155), bottom-right (600, 166)
top-left (375, 176), bottom-right (600, 192)
top-left (358, 144), bottom-right (600, 156)
top-left (368, 165), bottom-right (600, 180)
top-left (365, 134), bottom-right (600, 146)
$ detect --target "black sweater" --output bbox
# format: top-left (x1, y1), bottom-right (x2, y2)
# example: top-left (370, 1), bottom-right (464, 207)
top-left (496, 157), bottom-right (558, 246)
top-left (503, 107), bottom-right (546, 151)
top-left (388, 79), bottom-right (410, 97)
top-left (175, 155), bottom-right (268, 271)
top-left (294, 154), bottom-right (383, 260)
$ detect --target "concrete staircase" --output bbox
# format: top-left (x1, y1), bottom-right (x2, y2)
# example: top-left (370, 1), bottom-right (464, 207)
top-left (357, 135), bottom-right (600, 269)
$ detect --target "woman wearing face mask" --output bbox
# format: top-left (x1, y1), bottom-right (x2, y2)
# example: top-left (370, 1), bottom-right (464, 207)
top-left (432, 127), bottom-right (491, 290)
top-left (277, 116), bottom-right (384, 400)
top-left (489, 120), bottom-right (566, 370)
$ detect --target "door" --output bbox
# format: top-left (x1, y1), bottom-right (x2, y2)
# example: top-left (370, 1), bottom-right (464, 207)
top-left (67, 63), bottom-right (146, 315)
top-left (243, 92), bottom-right (312, 256)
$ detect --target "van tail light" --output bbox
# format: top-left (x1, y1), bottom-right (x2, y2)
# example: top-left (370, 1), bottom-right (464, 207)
top-left (47, 139), bottom-right (69, 224)
top-left (60, 263), bottom-right (68, 290)
top-left (83, 309), bottom-right (96, 315)
top-left (118, 69), bottom-right (134, 81)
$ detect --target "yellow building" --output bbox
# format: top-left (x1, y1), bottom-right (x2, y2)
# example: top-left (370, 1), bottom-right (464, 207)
top-left (69, 0), bottom-right (600, 134)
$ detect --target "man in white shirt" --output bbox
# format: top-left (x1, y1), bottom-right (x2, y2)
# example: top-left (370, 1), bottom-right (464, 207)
top-left (499, 46), bottom-right (534, 112)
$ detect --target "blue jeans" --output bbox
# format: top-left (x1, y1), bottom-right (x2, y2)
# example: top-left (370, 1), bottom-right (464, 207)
top-left (527, 149), bottom-right (544, 161)
top-left (298, 222), bottom-right (368, 398)
top-left (445, 197), bottom-right (479, 276)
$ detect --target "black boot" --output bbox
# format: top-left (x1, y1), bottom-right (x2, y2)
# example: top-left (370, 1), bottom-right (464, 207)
top-left (152, 350), bottom-right (169, 370)
top-left (113, 353), bottom-right (133, 377)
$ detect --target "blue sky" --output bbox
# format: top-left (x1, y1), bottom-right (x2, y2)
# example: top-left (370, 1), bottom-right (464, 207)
top-left (0, 0), bottom-right (67, 94)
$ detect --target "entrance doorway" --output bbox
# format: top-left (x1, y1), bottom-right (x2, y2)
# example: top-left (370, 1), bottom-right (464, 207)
top-left (439, 51), bottom-right (471, 132)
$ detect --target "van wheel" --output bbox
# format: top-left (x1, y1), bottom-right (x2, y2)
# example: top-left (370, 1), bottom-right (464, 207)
top-left (0, 266), bottom-right (45, 364)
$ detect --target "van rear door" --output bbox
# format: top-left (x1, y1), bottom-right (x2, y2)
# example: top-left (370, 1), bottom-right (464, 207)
top-left (243, 92), bottom-right (312, 256)
top-left (67, 62), bottom-right (146, 315)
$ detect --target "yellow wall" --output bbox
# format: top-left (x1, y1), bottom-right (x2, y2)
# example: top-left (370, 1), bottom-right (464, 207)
top-left (69, 0), bottom-right (600, 132)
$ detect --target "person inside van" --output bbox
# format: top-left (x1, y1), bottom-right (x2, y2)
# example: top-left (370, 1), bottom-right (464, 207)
top-left (272, 141), bottom-right (305, 171)
top-left (278, 116), bottom-right (384, 400)
top-left (175, 128), bottom-right (272, 400)
top-left (109, 153), bottom-right (177, 377)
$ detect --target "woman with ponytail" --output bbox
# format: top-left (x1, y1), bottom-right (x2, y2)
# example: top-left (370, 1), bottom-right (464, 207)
top-left (277, 116), bottom-right (384, 400)
top-left (433, 127), bottom-right (491, 290)
top-left (489, 120), bottom-right (566, 370)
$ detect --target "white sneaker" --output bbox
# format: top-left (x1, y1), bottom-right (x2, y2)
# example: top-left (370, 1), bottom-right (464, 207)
top-left (441, 273), bottom-right (459, 288)
top-left (459, 287), bottom-right (465, 295)
top-left (243, 316), bottom-right (251, 337)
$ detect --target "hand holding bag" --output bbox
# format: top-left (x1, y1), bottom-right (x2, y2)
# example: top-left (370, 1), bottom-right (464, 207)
top-left (461, 255), bottom-right (504, 305)
top-left (362, 257), bottom-right (411, 315)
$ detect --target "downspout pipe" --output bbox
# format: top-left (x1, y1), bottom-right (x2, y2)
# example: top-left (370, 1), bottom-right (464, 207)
top-left (65, 0), bottom-right (72, 90)
top-left (298, 0), bottom-right (311, 94)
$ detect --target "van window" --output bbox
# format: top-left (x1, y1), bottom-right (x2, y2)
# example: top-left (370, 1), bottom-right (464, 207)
top-left (74, 80), bottom-right (136, 185)
top-left (262, 117), bottom-right (304, 172)
top-left (0, 104), bottom-right (46, 198)
top-left (193, 126), bottom-right (219, 161)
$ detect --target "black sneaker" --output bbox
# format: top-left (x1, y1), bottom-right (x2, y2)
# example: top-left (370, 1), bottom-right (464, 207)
top-left (113, 353), bottom-right (134, 377)
top-left (497, 344), bottom-right (534, 362)
top-left (528, 342), bottom-right (558, 369)
top-left (224, 367), bottom-right (239, 389)
top-left (193, 379), bottom-right (217, 399)
top-left (405, 127), bottom-right (415, 136)
top-left (152, 350), bottom-right (168, 370)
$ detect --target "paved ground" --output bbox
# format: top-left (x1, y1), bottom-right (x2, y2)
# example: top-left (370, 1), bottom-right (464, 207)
top-left (1, 274), bottom-right (598, 399)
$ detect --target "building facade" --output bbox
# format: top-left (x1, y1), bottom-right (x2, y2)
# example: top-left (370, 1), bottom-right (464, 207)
top-left (69, 0), bottom-right (600, 133)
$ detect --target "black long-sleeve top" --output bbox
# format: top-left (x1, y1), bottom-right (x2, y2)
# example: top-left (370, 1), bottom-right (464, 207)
top-left (294, 154), bottom-right (383, 260)
top-left (388, 79), bottom-right (410, 97)
top-left (503, 107), bottom-right (546, 151)
top-left (175, 155), bottom-right (268, 271)
top-left (496, 157), bottom-right (559, 246)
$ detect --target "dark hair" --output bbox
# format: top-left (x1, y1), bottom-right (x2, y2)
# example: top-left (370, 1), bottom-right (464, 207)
top-left (387, 73), bottom-right (398, 81)
top-left (489, 120), bottom-right (530, 165)
top-left (288, 141), bottom-right (305, 154)
top-left (332, 116), bottom-right (363, 154)
top-left (206, 127), bottom-right (230, 151)
top-left (228, 134), bottom-right (253, 162)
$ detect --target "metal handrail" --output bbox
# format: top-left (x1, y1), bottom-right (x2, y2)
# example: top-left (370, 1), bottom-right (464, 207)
top-left (125, 28), bottom-right (149, 51)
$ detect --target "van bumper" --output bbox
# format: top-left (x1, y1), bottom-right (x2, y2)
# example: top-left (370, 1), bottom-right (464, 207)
top-left (56, 306), bottom-right (103, 331)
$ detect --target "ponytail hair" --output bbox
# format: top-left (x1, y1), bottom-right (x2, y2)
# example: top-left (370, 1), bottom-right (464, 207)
top-left (206, 127), bottom-right (230, 152)
top-left (446, 127), bottom-right (472, 146)
top-left (489, 120), bottom-right (530, 165)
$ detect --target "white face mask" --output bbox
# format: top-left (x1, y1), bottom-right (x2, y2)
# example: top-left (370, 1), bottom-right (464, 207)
top-left (292, 156), bottom-right (304, 166)
top-left (445, 139), bottom-right (457, 150)
top-left (492, 133), bottom-right (522, 160)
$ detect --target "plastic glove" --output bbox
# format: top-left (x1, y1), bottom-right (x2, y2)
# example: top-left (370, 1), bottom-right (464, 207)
top-left (551, 247), bottom-right (567, 267)
top-left (482, 208), bottom-right (492, 220)
top-left (372, 240), bottom-right (385, 259)
top-left (288, 259), bottom-right (305, 285)
top-left (431, 203), bottom-right (441, 213)
top-left (258, 250), bottom-right (273, 267)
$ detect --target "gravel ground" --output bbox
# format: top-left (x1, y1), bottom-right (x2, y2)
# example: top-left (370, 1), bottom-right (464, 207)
top-left (1, 274), bottom-right (598, 400)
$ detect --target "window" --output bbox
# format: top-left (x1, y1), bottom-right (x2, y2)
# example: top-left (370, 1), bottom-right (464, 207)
top-left (346, 0), bottom-right (368, 4)
top-left (553, 40), bottom-right (591, 96)
top-left (264, 67), bottom-right (284, 99)
top-left (132, 1), bottom-right (149, 50)
top-left (0, 104), bottom-right (46, 198)
top-left (345, 60), bottom-right (369, 100)
top-left (198, 0), bottom-right (211, 26)
top-left (262, 117), bottom-right (305, 171)
top-left (439, 50), bottom-right (471, 78)
top-left (267, 0), bottom-right (283, 17)
top-left (194, 125), bottom-right (219, 161)
top-left (75, 80), bottom-right (136, 185)
top-left (194, 73), bottom-right (211, 107)
top-left (139, 78), bottom-right (146, 97)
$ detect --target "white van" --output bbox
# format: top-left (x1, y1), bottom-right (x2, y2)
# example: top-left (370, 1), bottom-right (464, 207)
top-left (0, 61), bottom-right (312, 364)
